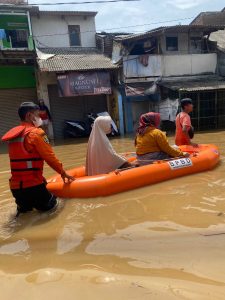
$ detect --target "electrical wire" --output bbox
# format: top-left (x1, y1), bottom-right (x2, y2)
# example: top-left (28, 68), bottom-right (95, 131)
top-left (31, 16), bottom-right (194, 38)
top-left (28, 0), bottom-right (140, 6)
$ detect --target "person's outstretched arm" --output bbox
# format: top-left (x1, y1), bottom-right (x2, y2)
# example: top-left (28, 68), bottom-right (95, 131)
top-left (26, 130), bottom-right (74, 182)
top-left (156, 131), bottom-right (184, 157)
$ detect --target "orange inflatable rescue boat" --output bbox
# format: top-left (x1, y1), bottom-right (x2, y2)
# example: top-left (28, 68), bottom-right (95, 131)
top-left (47, 144), bottom-right (220, 198)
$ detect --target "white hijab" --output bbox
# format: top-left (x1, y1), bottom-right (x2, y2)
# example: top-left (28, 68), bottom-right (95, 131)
top-left (86, 116), bottom-right (127, 176)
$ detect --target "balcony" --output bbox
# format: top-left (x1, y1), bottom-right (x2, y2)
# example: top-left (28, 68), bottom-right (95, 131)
top-left (0, 31), bottom-right (34, 51)
top-left (123, 53), bottom-right (217, 80)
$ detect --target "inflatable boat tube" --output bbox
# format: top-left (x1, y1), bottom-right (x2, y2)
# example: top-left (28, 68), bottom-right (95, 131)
top-left (47, 144), bottom-right (220, 198)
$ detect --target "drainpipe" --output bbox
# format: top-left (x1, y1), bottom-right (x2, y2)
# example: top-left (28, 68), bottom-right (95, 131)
top-left (27, 11), bottom-right (34, 50)
top-left (117, 90), bottom-right (125, 135)
top-left (27, 11), bottom-right (32, 36)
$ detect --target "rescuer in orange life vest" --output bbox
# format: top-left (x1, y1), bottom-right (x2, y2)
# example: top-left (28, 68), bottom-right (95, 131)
top-left (1, 102), bottom-right (74, 216)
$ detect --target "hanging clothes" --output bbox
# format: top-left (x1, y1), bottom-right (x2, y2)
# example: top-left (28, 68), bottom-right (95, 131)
top-left (0, 29), bottom-right (6, 40)
top-left (158, 98), bottom-right (179, 122)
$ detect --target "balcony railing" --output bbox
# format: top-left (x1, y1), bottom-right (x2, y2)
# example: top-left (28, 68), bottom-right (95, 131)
top-left (0, 35), bottom-right (34, 50)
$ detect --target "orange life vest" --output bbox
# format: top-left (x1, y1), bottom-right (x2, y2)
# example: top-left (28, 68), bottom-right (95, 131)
top-left (1, 125), bottom-right (44, 189)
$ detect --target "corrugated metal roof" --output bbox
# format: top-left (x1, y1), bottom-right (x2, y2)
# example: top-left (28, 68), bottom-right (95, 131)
top-left (37, 47), bottom-right (118, 72)
top-left (158, 76), bottom-right (225, 92)
top-left (0, 4), bottom-right (39, 12)
top-left (31, 10), bottom-right (97, 16)
top-left (39, 47), bottom-right (98, 55)
top-left (115, 25), bottom-right (225, 42)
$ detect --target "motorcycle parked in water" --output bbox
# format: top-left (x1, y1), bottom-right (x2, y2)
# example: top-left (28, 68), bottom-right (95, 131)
top-left (63, 112), bottom-right (119, 138)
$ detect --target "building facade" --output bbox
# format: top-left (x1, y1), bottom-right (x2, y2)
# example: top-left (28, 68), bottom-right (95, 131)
top-left (0, 4), bottom-right (37, 137)
top-left (0, 5), bottom-right (122, 139)
top-left (113, 24), bottom-right (225, 133)
top-left (31, 10), bottom-right (97, 48)
top-left (30, 10), bottom-right (121, 139)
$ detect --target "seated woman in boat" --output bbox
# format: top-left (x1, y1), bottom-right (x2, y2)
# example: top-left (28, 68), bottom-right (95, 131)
top-left (86, 116), bottom-right (131, 176)
top-left (135, 112), bottom-right (188, 166)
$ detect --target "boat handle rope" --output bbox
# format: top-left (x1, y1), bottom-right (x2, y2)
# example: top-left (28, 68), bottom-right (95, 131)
top-left (114, 153), bottom-right (198, 175)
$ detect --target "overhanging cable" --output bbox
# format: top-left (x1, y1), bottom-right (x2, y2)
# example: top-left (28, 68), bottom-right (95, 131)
top-left (28, 0), bottom-right (140, 5)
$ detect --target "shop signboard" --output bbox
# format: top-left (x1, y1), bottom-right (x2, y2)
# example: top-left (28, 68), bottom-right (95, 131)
top-left (57, 71), bottom-right (111, 97)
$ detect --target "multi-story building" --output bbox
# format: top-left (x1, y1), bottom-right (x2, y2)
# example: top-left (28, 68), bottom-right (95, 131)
top-left (191, 7), bottom-right (225, 78)
top-left (0, 4), bottom-right (37, 137)
top-left (113, 24), bottom-right (225, 132)
top-left (30, 10), bottom-right (119, 139)
top-left (0, 5), bottom-right (120, 139)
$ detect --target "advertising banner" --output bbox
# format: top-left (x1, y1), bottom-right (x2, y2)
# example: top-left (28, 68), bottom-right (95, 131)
top-left (57, 71), bottom-right (111, 97)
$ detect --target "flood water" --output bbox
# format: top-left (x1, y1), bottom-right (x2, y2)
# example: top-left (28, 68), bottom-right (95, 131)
top-left (1, 132), bottom-right (225, 299)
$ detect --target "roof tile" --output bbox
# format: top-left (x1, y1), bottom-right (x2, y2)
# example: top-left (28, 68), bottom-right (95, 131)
top-left (37, 47), bottom-right (118, 72)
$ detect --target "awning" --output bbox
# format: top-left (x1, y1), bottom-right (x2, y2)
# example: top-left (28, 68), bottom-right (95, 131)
top-left (158, 76), bottom-right (225, 92)
top-left (125, 81), bottom-right (157, 96)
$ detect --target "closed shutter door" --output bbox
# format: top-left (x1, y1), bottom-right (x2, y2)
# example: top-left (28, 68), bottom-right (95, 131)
top-left (0, 88), bottom-right (37, 137)
top-left (48, 85), bottom-right (107, 138)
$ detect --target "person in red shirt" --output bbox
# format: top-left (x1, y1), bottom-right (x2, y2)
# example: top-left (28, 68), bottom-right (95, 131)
top-left (38, 99), bottom-right (52, 135)
top-left (1, 102), bottom-right (74, 216)
top-left (175, 98), bottom-right (198, 146)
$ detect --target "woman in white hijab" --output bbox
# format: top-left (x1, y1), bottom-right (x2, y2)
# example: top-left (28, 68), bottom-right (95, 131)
top-left (86, 116), bottom-right (130, 176)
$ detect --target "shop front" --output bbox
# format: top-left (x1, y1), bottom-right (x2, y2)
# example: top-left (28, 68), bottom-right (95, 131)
top-left (0, 65), bottom-right (37, 137)
top-left (36, 47), bottom-right (120, 139)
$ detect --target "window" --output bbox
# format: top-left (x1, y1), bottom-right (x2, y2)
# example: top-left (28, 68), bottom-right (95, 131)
top-left (166, 36), bottom-right (178, 51)
top-left (190, 37), bottom-right (202, 53)
top-left (68, 25), bottom-right (81, 46)
top-left (5, 29), bottom-right (28, 48)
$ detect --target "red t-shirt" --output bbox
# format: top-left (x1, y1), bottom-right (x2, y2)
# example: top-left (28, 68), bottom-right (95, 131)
top-left (175, 112), bottom-right (191, 146)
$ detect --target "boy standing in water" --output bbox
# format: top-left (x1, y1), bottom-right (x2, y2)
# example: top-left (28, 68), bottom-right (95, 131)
top-left (175, 98), bottom-right (197, 146)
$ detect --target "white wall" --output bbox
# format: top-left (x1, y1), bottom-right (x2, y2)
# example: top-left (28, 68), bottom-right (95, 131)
top-left (31, 14), bottom-right (96, 48)
top-left (123, 53), bottom-right (217, 78)
top-left (163, 53), bottom-right (217, 76)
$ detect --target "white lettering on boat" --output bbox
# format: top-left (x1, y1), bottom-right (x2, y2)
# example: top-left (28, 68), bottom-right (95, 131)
top-left (168, 158), bottom-right (192, 170)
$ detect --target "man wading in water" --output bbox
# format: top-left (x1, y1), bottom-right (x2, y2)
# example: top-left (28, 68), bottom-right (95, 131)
top-left (175, 98), bottom-right (198, 147)
top-left (1, 102), bottom-right (74, 217)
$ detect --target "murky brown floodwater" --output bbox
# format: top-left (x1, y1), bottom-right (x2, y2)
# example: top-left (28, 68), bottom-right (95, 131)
top-left (1, 132), bottom-right (225, 299)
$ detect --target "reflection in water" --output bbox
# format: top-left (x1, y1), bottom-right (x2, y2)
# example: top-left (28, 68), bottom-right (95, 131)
top-left (1, 132), bottom-right (225, 299)
top-left (57, 222), bottom-right (83, 255)
top-left (0, 239), bottom-right (30, 255)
